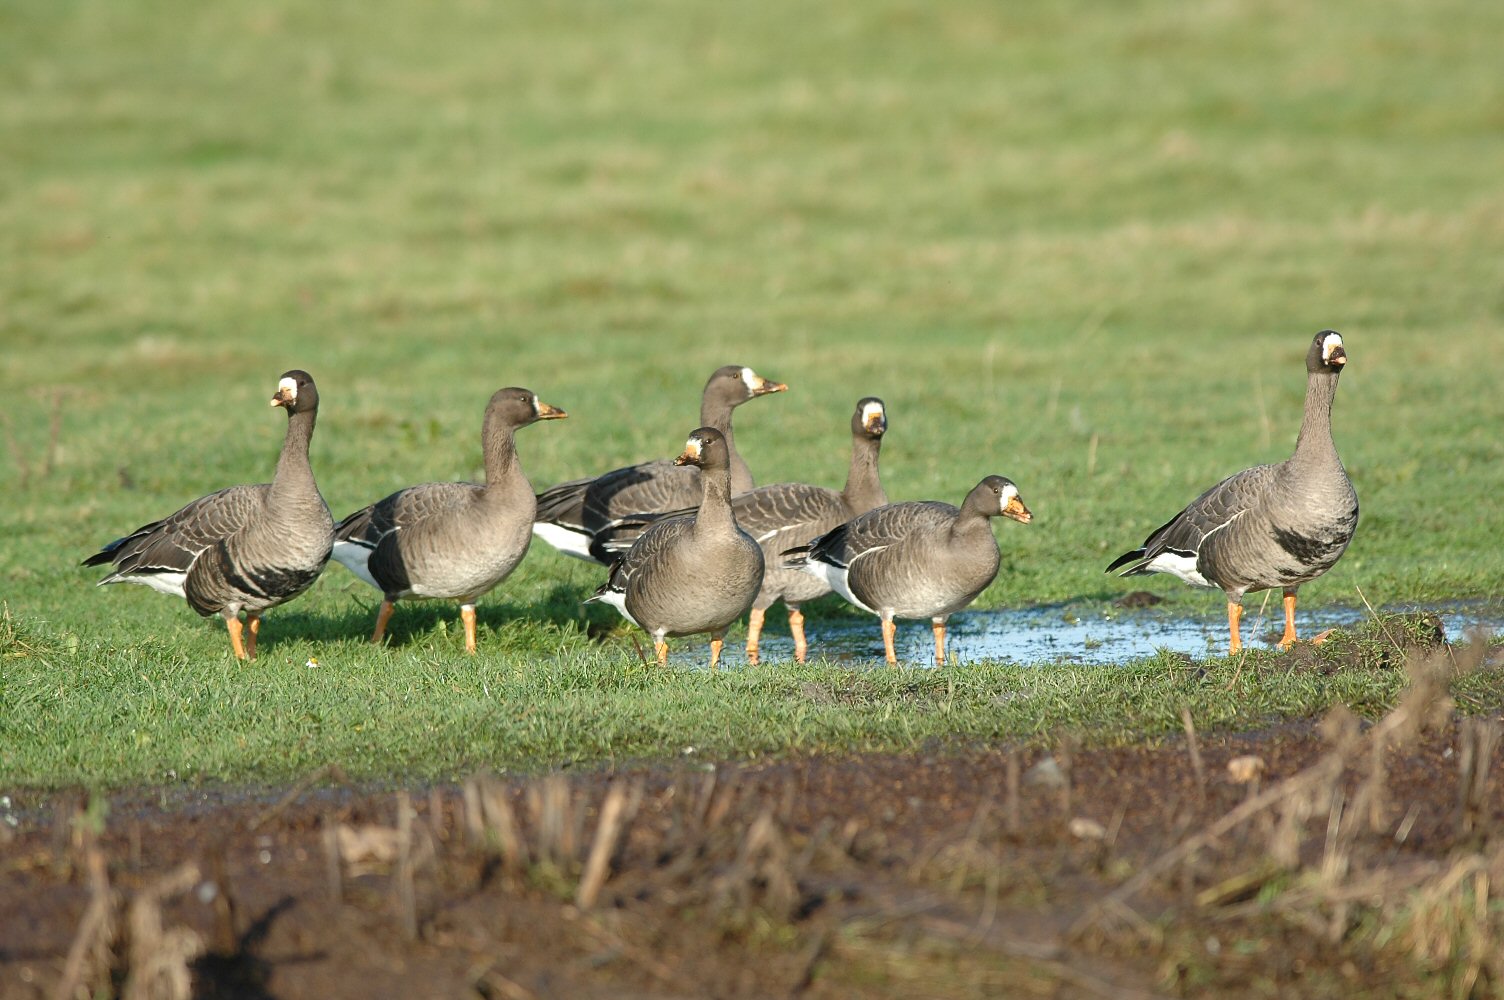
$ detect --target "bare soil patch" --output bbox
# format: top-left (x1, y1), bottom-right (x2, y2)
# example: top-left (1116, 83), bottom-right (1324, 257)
top-left (4, 663), bottom-right (1501, 1000)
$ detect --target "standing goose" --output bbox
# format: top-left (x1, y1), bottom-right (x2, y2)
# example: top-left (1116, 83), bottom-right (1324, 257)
top-left (83, 370), bottom-right (334, 661)
top-left (532, 365), bottom-right (785, 563)
top-left (586, 427), bottom-right (765, 667)
top-left (784, 476), bottom-right (1032, 666)
top-left (1106, 330), bottom-right (1358, 653)
top-left (330, 388), bottom-right (566, 653)
top-left (594, 398), bottom-right (889, 664)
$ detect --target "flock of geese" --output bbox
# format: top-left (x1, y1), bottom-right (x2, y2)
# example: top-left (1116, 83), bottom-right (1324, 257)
top-left (84, 331), bottom-right (1358, 666)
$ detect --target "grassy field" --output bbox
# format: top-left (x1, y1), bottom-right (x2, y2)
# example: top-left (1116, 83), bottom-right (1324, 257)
top-left (3, 0), bottom-right (1503, 787)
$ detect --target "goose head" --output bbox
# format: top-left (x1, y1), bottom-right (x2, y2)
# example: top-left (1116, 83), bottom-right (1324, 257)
top-left (966, 475), bottom-right (1033, 524)
top-left (673, 426), bottom-right (730, 471)
top-left (853, 397), bottom-right (887, 439)
top-left (1307, 330), bottom-right (1348, 374)
top-left (270, 370), bottom-right (319, 414)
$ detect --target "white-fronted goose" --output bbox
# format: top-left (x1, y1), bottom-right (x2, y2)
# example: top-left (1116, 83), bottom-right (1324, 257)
top-left (1106, 330), bottom-right (1359, 653)
top-left (330, 388), bottom-right (566, 653)
top-left (594, 398), bottom-right (889, 664)
top-left (83, 370), bottom-right (334, 661)
top-left (532, 365), bottom-right (785, 563)
top-left (784, 476), bottom-right (1032, 666)
top-left (586, 427), bottom-right (765, 667)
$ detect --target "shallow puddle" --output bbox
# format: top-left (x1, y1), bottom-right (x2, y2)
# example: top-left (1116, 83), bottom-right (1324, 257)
top-left (710, 600), bottom-right (1504, 667)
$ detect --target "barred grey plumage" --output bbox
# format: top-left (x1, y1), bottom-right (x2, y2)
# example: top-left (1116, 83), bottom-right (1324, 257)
top-left (587, 427), bottom-right (765, 667)
top-left (531, 365), bottom-right (785, 562)
top-left (784, 476), bottom-right (1033, 666)
top-left (330, 388), bottom-right (566, 653)
top-left (1107, 330), bottom-right (1359, 653)
top-left (83, 370), bottom-right (334, 661)
top-left (594, 397), bottom-right (889, 664)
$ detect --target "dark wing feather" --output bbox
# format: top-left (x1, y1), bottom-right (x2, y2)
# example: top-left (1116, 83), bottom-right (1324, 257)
top-left (586, 517), bottom-right (697, 601)
top-left (804, 501), bottom-right (958, 569)
top-left (84, 484), bottom-right (269, 581)
top-left (1108, 465), bottom-right (1277, 575)
top-left (579, 461), bottom-right (699, 528)
top-left (589, 481), bottom-right (843, 561)
top-left (534, 475), bottom-right (597, 528)
top-left (336, 482), bottom-right (480, 547)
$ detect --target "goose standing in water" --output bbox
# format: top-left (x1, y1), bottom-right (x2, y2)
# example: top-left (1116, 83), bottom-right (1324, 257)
top-left (1106, 330), bottom-right (1358, 653)
top-left (586, 427), bottom-right (765, 667)
top-left (330, 388), bottom-right (566, 653)
top-left (532, 365), bottom-right (785, 562)
top-left (83, 370), bottom-right (334, 660)
top-left (785, 476), bottom-right (1032, 666)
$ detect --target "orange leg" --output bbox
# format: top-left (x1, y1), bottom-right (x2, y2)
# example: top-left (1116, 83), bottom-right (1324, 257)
top-left (746, 608), bottom-right (764, 665)
top-left (461, 604), bottom-right (478, 654)
top-left (932, 618), bottom-right (947, 667)
top-left (1228, 601), bottom-right (1243, 655)
top-left (246, 613), bottom-right (261, 660)
top-left (789, 608), bottom-right (808, 663)
top-left (371, 600), bottom-right (395, 645)
top-left (226, 616), bottom-right (248, 661)
top-left (1278, 590), bottom-right (1299, 649)
top-left (654, 639), bottom-right (668, 665)
top-left (881, 617), bottom-right (897, 665)
top-left (710, 634), bottom-right (724, 669)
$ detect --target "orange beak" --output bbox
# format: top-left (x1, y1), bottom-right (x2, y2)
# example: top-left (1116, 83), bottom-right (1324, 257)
top-left (535, 400), bottom-right (568, 420)
top-left (1002, 496), bottom-right (1033, 524)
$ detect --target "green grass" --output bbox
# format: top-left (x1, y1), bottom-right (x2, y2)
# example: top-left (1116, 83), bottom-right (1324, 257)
top-left (2, 0), bottom-right (1503, 787)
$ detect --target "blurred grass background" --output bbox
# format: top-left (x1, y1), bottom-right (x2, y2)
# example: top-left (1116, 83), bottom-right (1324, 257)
top-left (2, 0), bottom-right (1502, 783)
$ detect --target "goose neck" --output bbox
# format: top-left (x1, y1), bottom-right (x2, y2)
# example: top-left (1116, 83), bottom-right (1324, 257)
top-left (841, 433), bottom-right (887, 511)
top-left (701, 400), bottom-right (752, 492)
top-left (482, 419), bottom-right (519, 486)
top-left (1292, 371), bottom-right (1340, 465)
top-left (694, 464), bottom-right (736, 533)
top-left (270, 407), bottom-right (319, 501)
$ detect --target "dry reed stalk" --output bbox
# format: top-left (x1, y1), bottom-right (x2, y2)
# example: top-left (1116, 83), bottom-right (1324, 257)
top-left (575, 782), bottom-right (634, 910)
top-left (1457, 717), bottom-right (1501, 840)
top-left (474, 775), bottom-right (528, 871)
top-left (1180, 706), bottom-right (1207, 802)
top-left (51, 846), bottom-right (114, 1000)
top-left (528, 775), bottom-right (576, 866)
top-left (122, 862), bottom-right (205, 1000)
top-left (321, 815), bottom-right (343, 899)
top-left (394, 791), bottom-right (418, 940)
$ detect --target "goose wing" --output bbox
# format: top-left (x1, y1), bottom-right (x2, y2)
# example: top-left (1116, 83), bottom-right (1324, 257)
top-left (1107, 464), bottom-right (1278, 575)
top-left (84, 483), bottom-right (269, 582)
top-left (795, 501), bottom-right (957, 570)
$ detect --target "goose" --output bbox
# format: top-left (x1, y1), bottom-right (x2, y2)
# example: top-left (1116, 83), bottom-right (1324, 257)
top-left (586, 427), bottom-right (765, 667)
top-left (532, 365), bottom-right (785, 563)
top-left (1106, 330), bottom-right (1358, 654)
top-left (784, 476), bottom-right (1032, 666)
top-left (83, 370), bottom-right (334, 661)
top-left (593, 398), bottom-right (889, 664)
top-left (330, 388), bottom-right (566, 653)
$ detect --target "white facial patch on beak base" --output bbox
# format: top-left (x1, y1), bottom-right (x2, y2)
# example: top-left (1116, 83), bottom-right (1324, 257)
top-left (1321, 333), bottom-right (1344, 363)
top-left (740, 367), bottom-right (757, 391)
top-left (998, 483), bottom-right (1019, 515)
top-left (685, 436), bottom-right (704, 460)
top-left (278, 377), bottom-right (298, 399)
top-left (861, 401), bottom-right (886, 431)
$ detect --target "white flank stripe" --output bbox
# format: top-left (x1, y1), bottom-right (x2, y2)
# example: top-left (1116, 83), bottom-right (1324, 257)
top-left (112, 571), bottom-right (188, 598)
top-left (531, 521), bottom-right (597, 561)
top-left (1144, 552), bottom-right (1213, 588)
top-left (330, 540), bottom-right (382, 589)
top-left (801, 559), bottom-right (876, 614)
top-left (592, 589), bottom-right (638, 627)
